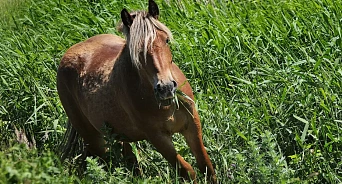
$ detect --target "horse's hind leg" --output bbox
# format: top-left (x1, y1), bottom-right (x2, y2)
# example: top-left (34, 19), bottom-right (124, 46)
top-left (65, 107), bottom-right (105, 158)
top-left (58, 86), bottom-right (106, 159)
top-left (181, 111), bottom-right (217, 183)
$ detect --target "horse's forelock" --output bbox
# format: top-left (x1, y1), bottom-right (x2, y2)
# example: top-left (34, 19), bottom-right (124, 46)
top-left (119, 11), bottom-right (172, 69)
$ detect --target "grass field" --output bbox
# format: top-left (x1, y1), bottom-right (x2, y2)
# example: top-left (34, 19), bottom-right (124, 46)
top-left (0, 0), bottom-right (341, 183)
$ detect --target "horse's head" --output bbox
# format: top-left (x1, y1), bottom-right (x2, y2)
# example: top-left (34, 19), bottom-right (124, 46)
top-left (120, 0), bottom-right (177, 107)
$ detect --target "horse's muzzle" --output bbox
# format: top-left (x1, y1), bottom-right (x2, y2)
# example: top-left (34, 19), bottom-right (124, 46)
top-left (154, 80), bottom-right (177, 107)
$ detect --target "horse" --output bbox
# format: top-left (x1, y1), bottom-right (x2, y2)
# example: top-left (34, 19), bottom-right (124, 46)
top-left (57, 0), bottom-right (217, 183)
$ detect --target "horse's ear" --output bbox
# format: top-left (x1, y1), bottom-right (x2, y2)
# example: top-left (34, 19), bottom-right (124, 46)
top-left (121, 8), bottom-right (133, 27)
top-left (148, 0), bottom-right (159, 19)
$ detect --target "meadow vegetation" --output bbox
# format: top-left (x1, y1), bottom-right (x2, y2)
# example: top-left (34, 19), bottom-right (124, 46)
top-left (0, 0), bottom-right (341, 183)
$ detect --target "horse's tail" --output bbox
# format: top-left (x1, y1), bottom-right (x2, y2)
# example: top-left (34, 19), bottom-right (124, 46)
top-left (59, 120), bottom-right (90, 175)
top-left (59, 120), bottom-right (84, 162)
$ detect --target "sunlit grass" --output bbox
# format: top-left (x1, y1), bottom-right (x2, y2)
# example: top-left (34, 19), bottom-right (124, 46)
top-left (0, 0), bottom-right (27, 25)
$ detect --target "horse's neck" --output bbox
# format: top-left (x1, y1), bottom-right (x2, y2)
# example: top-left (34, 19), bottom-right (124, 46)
top-left (115, 48), bottom-right (154, 99)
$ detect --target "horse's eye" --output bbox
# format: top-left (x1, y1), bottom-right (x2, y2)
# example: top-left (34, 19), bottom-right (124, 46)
top-left (166, 38), bottom-right (170, 44)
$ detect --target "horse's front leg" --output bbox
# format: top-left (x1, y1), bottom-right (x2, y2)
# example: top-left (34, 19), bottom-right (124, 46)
top-left (181, 110), bottom-right (217, 184)
top-left (146, 132), bottom-right (197, 183)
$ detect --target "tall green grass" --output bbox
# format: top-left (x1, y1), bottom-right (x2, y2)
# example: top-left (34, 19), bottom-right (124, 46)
top-left (0, 0), bottom-right (27, 25)
top-left (0, 0), bottom-right (341, 183)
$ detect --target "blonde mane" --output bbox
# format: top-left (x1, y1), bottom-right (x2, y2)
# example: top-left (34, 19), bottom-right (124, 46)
top-left (119, 11), bottom-right (173, 68)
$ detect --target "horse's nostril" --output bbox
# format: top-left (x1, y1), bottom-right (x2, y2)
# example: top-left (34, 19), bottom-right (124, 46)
top-left (172, 80), bottom-right (177, 88)
top-left (156, 83), bottom-right (162, 91)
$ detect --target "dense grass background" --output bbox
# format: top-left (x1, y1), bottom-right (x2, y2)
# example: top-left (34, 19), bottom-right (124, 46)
top-left (0, 0), bottom-right (341, 183)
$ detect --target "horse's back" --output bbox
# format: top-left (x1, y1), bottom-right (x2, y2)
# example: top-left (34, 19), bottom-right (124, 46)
top-left (59, 34), bottom-right (125, 76)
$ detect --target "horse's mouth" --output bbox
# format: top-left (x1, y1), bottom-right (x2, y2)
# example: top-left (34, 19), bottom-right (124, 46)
top-left (159, 98), bottom-right (174, 107)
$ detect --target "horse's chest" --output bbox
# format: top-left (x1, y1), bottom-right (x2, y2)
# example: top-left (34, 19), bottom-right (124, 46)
top-left (161, 110), bottom-right (189, 134)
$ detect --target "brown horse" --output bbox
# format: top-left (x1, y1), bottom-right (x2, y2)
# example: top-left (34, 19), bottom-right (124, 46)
top-left (57, 0), bottom-right (216, 183)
